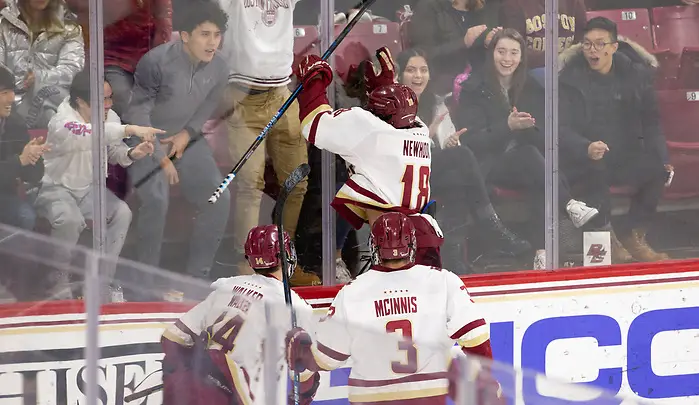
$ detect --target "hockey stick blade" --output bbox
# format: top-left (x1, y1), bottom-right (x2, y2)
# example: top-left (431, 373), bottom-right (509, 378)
top-left (272, 163), bottom-right (310, 405)
top-left (273, 163), bottom-right (310, 310)
top-left (273, 163), bottom-right (311, 226)
top-left (124, 384), bottom-right (163, 402)
top-left (207, 0), bottom-right (377, 205)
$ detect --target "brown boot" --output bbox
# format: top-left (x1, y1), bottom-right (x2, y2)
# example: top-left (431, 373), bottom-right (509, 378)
top-left (620, 229), bottom-right (670, 262)
top-left (610, 230), bottom-right (633, 264)
top-left (289, 265), bottom-right (322, 287)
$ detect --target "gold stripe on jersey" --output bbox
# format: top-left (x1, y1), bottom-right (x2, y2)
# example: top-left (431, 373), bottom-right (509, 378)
top-left (162, 328), bottom-right (191, 347)
top-left (336, 189), bottom-right (394, 211)
top-left (301, 104), bottom-right (333, 129)
top-left (310, 342), bottom-right (344, 371)
top-left (226, 356), bottom-right (253, 405)
top-left (458, 330), bottom-right (490, 350)
top-left (349, 387), bottom-right (448, 403)
top-left (346, 200), bottom-right (368, 222)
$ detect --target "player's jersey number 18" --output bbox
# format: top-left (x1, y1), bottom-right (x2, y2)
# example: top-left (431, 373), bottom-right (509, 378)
top-left (400, 165), bottom-right (430, 211)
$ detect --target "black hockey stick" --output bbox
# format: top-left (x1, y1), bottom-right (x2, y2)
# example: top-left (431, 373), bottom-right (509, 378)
top-left (131, 140), bottom-right (192, 190)
top-left (273, 163), bottom-right (311, 405)
top-left (208, 0), bottom-right (377, 204)
top-left (124, 383), bottom-right (162, 402)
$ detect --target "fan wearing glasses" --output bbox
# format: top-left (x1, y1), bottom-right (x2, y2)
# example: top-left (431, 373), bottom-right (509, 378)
top-left (557, 16), bottom-right (671, 264)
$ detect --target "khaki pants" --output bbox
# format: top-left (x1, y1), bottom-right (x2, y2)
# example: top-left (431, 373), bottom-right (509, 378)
top-left (225, 84), bottom-right (309, 263)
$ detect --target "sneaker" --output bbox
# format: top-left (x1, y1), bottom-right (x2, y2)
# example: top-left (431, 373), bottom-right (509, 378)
top-left (47, 271), bottom-right (73, 300)
top-left (533, 250), bottom-right (546, 270)
top-left (110, 285), bottom-right (126, 303)
top-left (335, 258), bottom-right (353, 284)
top-left (566, 199), bottom-right (599, 228)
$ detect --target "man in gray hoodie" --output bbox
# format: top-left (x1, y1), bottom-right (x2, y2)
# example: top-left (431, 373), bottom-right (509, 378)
top-left (124, 0), bottom-right (230, 281)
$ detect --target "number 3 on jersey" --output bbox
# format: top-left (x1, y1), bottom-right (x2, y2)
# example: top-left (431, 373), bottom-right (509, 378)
top-left (386, 319), bottom-right (418, 373)
top-left (400, 165), bottom-right (430, 210)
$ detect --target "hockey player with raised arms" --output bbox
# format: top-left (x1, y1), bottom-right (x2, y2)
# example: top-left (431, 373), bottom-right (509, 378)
top-left (160, 225), bottom-right (320, 405)
top-left (295, 48), bottom-right (445, 268)
top-left (285, 212), bottom-right (503, 404)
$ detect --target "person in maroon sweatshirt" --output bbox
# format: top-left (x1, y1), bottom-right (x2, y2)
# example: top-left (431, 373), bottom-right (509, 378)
top-left (65, 0), bottom-right (172, 117)
top-left (499, 0), bottom-right (586, 69)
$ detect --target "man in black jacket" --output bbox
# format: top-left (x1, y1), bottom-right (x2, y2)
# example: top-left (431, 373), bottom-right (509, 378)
top-left (559, 17), bottom-right (670, 262)
top-left (0, 64), bottom-right (46, 230)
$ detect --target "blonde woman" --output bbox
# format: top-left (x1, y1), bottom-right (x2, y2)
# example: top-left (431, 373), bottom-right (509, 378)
top-left (0, 0), bottom-right (84, 127)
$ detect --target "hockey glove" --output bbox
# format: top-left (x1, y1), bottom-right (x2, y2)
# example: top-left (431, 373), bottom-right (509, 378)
top-left (288, 371), bottom-right (321, 405)
top-left (448, 358), bottom-right (506, 405)
top-left (286, 327), bottom-right (314, 373)
top-left (296, 55), bottom-right (333, 89)
top-left (364, 46), bottom-right (397, 95)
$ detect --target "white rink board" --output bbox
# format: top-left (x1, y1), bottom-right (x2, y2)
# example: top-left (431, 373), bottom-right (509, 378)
top-left (0, 266), bottom-right (697, 404)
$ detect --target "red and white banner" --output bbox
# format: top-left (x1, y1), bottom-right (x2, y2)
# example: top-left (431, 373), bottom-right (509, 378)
top-left (1, 261), bottom-right (698, 404)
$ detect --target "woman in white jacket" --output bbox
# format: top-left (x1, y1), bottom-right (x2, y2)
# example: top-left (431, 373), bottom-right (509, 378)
top-left (34, 70), bottom-right (163, 301)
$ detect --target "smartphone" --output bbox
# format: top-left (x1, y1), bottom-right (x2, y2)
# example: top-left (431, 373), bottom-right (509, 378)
top-left (665, 170), bottom-right (675, 187)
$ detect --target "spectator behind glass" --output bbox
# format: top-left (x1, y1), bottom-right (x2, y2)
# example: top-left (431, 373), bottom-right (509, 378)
top-left (586, 0), bottom-right (698, 9)
top-left (124, 0), bottom-right (230, 285)
top-left (35, 70), bottom-right (161, 301)
top-left (218, 0), bottom-right (316, 286)
top-left (333, 0), bottom-right (419, 21)
top-left (558, 17), bottom-right (670, 263)
top-left (454, 28), bottom-right (600, 267)
top-left (0, 63), bottom-right (45, 230)
top-left (396, 48), bottom-right (530, 273)
top-left (65, 0), bottom-right (173, 117)
top-left (0, 0), bottom-right (84, 128)
top-left (499, 0), bottom-right (586, 70)
top-left (408, 0), bottom-right (501, 95)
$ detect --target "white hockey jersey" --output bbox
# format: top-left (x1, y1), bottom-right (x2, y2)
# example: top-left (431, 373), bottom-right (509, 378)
top-left (302, 106), bottom-right (432, 229)
top-left (309, 265), bottom-right (490, 404)
top-left (162, 274), bottom-right (314, 404)
top-left (218, 0), bottom-right (300, 87)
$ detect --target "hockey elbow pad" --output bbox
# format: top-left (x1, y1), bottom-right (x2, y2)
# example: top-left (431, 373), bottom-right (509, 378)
top-left (462, 339), bottom-right (494, 360)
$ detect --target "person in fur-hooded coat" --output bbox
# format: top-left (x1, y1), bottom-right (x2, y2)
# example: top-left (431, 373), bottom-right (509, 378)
top-left (558, 17), bottom-right (670, 264)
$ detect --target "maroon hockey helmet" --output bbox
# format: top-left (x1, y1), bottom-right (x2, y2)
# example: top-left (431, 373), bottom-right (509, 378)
top-left (366, 83), bottom-right (419, 129)
top-left (370, 212), bottom-right (417, 265)
top-left (244, 225), bottom-right (297, 276)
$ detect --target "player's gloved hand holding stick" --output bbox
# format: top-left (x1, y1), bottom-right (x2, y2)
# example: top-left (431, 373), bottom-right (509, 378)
top-left (208, 0), bottom-right (378, 204)
top-left (285, 327), bottom-right (321, 405)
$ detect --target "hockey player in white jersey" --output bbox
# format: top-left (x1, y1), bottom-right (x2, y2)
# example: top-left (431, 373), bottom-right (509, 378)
top-left (160, 225), bottom-right (320, 405)
top-left (295, 48), bottom-right (444, 269)
top-left (285, 212), bottom-right (503, 404)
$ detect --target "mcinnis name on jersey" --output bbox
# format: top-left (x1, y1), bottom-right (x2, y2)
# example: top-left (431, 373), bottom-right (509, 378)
top-left (374, 296), bottom-right (418, 317)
